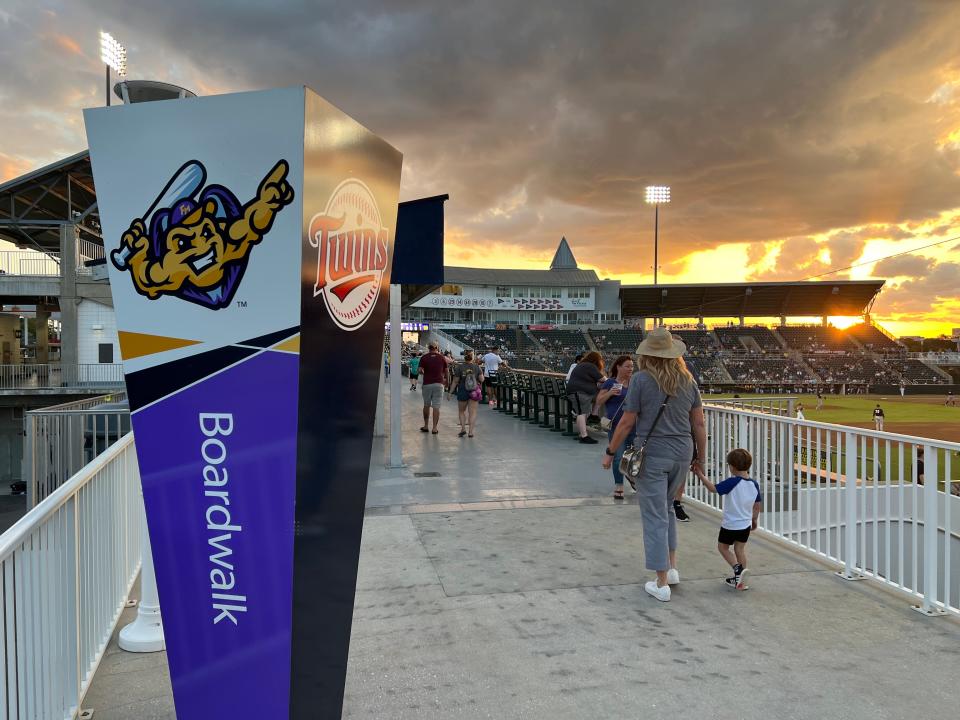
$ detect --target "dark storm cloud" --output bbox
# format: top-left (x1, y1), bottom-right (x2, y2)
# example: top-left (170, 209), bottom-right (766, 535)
top-left (3, 0), bottom-right (960, 282)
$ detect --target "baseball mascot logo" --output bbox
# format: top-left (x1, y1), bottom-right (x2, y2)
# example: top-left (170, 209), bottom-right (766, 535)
top-left (309, 179), bottom-right (389, 330)
top-left (111, 159), bottom-right (294, 310)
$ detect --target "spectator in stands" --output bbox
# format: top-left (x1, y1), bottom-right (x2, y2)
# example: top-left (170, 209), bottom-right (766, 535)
top-left (872, 404), bottom-right (885, 431)
top-left (449, 350), bottom-right (484, 438)
top-left (482, 346), bottom-right (508, 407)
top-left (418, 343), bottom-right (447, 435)
top-left (566, 353), bottom-right (583, 381)
top-left (602, 328), bottom-right (706, 602)
top-left (409, 351), bottom-right (421, 391)
top-left (567, 351), bottom-right (606, 444)
top-left (596, 355), bottom-right (635, 499)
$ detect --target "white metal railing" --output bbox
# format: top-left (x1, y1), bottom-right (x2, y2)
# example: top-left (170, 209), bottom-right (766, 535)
top-left (24, 392), bottom-right (130, 507)
top-left (0, 251), bottom-right (60, 277)
top-left (0, 364), bottom-right (124, 391)
top-left (0, 434), bottom-right (141, 720)
top-left (706, 396), bottom-right (796, 417)
top-left (690, 405), bottom-right (960, 617)
top-left (909, 351), bottom-right (960, 365)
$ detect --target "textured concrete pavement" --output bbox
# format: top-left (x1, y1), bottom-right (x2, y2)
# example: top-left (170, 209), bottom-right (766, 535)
top-left (82, 386), bottom-right (960, 719)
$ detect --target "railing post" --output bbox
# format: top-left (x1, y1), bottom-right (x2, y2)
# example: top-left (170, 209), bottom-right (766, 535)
top-left (914, 445), bottom-right (947, 616)
top-left (120, 493), bottom-right (165, 652)
top-left (837, 431), bottom-right (865, 581)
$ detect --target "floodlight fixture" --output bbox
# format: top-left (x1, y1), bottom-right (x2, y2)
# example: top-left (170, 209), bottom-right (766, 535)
top-left (645, 185), bottom-right (671, 205)
top-left (99, 31), bottom-right (127, 75)
top-left (644, 185), bottom-right (671, 285)
top-left (99, 31), bottom-right (127, 106)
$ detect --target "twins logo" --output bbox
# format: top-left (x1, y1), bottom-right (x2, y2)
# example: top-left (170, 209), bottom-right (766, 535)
top-left (309, 179), bottom-right (389, 331)
top-left (111, 160), bottom-right (294, 310)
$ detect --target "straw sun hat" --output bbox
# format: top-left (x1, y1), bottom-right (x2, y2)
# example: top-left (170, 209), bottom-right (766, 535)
top-left (636, 327), bottom-right (686, 358)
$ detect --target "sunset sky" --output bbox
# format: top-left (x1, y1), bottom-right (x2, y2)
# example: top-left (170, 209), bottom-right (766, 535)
top-left (1, 1), bottom-right (958, 337)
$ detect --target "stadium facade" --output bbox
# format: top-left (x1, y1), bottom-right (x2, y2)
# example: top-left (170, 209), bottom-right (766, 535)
top-left (404, 238), bottom-right (623, 328)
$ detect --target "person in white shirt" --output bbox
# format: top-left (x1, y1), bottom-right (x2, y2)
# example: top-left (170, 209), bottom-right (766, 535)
top-left (565, 353), bottom-right (583, 381)
top-left (795, 403), bottom-right (805, 421)
top-left (481, 346), bottom-right (508, 407)
top-left (698, 448), bottom-right (761, 590)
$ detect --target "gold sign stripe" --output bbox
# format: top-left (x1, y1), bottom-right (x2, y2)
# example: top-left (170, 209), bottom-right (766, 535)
top-left (118, 331), bottom-right (201, 360)
top-left (272, 334), bottom-right (300, 354)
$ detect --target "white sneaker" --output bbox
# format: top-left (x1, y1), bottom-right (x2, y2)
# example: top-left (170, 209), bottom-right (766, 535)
top-left (666, 568), bottom-right (680, 585)
top-left (644, 581), bottom-right (671, 602)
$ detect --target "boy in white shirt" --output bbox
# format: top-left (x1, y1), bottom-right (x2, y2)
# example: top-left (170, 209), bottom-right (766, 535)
top-left (699, 448), bottom-right (761, 590)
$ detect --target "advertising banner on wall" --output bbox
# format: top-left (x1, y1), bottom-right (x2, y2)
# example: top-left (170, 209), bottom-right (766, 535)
top-left (411, 293), bottom-right (594, 311)
top-left (85, 87), bottom-right (402, 719)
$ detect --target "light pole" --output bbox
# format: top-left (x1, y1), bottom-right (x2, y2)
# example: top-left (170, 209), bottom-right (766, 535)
top-left (645, 185), bottom-right (671, 285)
top-left (99, 31), bottom-right (127, 106)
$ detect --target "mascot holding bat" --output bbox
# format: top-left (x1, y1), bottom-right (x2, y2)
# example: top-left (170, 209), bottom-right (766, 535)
top-left (111, 159), bottom-right (294, 310)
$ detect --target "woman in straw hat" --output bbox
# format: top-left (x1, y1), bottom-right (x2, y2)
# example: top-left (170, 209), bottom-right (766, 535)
top-left (602, 327), bottom-right (708, 602)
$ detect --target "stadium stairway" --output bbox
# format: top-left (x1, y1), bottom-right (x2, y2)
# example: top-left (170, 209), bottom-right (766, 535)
top-left (769, 327), bottom-right (791, 350)
top-left (583, 328), bottom-right (599, 352)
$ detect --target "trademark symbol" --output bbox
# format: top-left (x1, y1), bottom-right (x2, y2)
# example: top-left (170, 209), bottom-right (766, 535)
top-left (236, 300), bottom-right (248, 308)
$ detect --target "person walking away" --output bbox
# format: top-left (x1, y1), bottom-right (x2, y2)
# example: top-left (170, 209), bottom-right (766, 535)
top-left (872, 403), bottom-right (885, 431)
top-left (567, 351), bottom-right (606, 444)
top-left (449, 351), bottom-right (484, 437)
top-left (596, 355), bottom-right (634, 499)
top-left (409, 352), bottom-right (421, 391)
top-left (482, 346), bottom-right (507, 407)
top-left (418, 343), bottom-right (447, 434)
top-left (697, 448), bottom-right (761, 590)
top-left (442, 350), bottom-right (455, 392)
top-left (816, 390), bottom-right (823, 410)
top-left (602, 328), bottom-right (706, 602)
top-left (566, 353), bottom-right (583, 381)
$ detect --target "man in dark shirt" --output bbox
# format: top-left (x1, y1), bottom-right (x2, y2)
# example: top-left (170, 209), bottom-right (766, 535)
top-left (418, 342), bottom-right (448, 434)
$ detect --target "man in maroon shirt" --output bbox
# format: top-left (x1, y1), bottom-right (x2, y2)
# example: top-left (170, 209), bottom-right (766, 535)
top-left (418, 342), bottom-right (448, 434)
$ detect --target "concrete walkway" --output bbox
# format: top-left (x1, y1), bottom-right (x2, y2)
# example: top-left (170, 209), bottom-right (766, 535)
top-left (84, 387), bottom-right (959, 719)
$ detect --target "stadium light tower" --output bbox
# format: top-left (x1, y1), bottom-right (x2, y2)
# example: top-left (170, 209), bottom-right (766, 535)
top-left (99, 31), bottom-right (127, 106)
top-left (645, 185), bottom-right (671, 285)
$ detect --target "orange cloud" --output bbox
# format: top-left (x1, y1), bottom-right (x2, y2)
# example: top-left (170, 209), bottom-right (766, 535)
top-left (0, 155), bottom-right (31, 184)
top-left (50, 33), bottom-right (83, 57)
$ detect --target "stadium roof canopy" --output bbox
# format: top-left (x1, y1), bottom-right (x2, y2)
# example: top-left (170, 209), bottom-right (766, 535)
top-left (443, 266), bottom-right (600, 287)
top-left (0, 150), bottom-right (101, 253)
top-left (620, 280), bottom-right (885, 319)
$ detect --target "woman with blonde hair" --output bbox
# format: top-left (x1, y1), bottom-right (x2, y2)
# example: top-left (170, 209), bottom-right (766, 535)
top-left (602, 327), bottom-right (707, 602)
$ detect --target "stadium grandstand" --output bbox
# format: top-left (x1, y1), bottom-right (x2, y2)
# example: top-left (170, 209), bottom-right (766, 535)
top-left (408, 239), bottom-right (956, 391)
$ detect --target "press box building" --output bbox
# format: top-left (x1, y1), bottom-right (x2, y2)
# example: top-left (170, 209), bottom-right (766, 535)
top-left (404, 238), bottom-right (622, 328)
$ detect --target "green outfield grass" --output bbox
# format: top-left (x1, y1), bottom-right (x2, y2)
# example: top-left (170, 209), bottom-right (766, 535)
top-left (709, 393), bottom-right (960, 433)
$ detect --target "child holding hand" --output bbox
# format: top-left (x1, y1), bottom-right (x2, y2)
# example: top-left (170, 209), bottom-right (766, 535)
top-left (698, 448), bottom-right (761, 590)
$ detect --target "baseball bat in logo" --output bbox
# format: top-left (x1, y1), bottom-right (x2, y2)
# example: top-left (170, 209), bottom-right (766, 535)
top-left (309, 179), bottom-right (389, 331)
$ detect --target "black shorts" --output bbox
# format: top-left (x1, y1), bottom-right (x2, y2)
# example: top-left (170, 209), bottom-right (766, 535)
top-left (718, 527), bottom-right (751, 545)
top-left (485, 374), bottom-right (497, 387)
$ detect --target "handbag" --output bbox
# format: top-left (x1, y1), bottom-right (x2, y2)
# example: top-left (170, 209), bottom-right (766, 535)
top-left (600, 394), bottom-right (626, 431)
top-left (618, 395), bottom-right (671, 484)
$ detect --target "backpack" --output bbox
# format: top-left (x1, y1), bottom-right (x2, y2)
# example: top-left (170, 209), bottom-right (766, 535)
top-left (463, 367), bottom-right (478, 392)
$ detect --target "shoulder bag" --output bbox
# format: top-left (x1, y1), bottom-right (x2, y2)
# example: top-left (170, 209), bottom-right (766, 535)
top-left (618, 395), bottom-right (671, 484)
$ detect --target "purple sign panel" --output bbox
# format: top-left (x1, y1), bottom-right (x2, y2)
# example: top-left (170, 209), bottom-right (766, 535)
top-left (85, 87), bottom-right (402, 719)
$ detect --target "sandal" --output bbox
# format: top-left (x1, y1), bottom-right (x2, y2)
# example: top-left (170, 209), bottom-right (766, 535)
top-left (431, 429), bottom-right (439, 434)
top-left (613, 490), bottom-right (624, 499)
top-left (458, 430), bottom-right (467, 437)
top-left (420, 427), bottom-right (429, 433)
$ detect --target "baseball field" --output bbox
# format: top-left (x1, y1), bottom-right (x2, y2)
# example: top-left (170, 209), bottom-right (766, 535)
top-left (710, 393), bottom-right (960, 486)
top-left (713, 393), bottom-right (960, 443)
